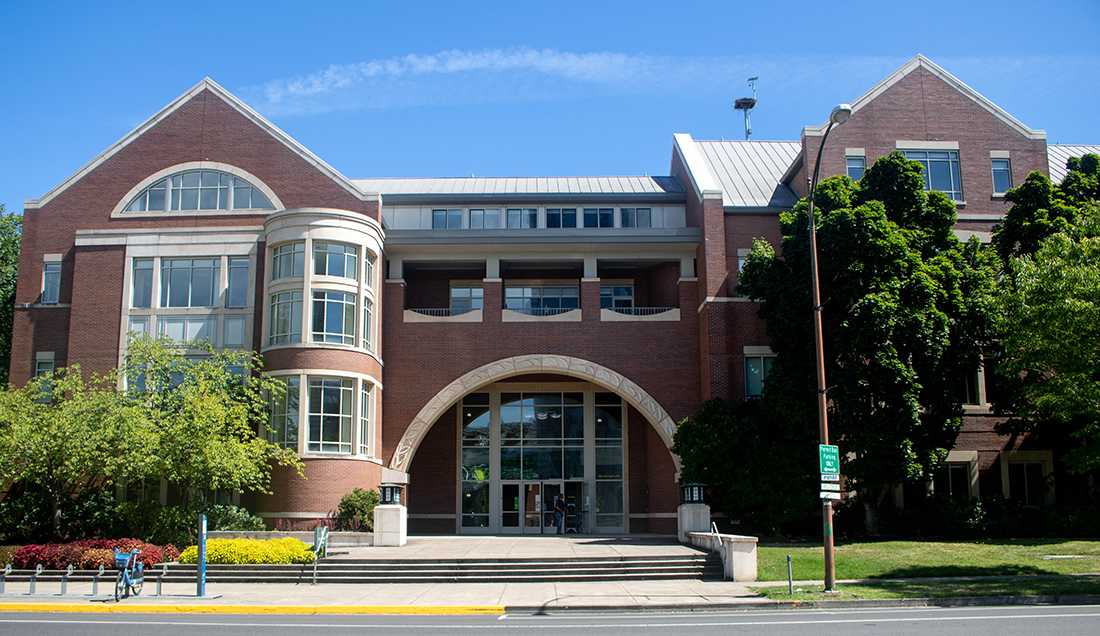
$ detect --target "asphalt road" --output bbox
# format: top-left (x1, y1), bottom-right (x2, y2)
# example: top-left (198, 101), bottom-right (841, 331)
top-left (1, 605), bottom-right (1099, 635)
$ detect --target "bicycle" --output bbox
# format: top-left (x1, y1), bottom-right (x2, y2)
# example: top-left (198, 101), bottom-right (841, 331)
top-left (113, 548), bottom-right (144, 601)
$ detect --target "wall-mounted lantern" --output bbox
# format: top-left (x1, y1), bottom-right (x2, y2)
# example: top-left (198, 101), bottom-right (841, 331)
top-left (680, 482), bottom-right (706, 505)
top-left (380, 483), bottom-right (403, 506)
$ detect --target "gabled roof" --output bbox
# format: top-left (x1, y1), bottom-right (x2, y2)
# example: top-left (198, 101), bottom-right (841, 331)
top-left (673, 134), bottom-right (800, 210)
top-left (26, 78), bottom-right (369, 209)
top-left (1048, 144), bottom-right (1100, 183)
top-left (803, 55), bottom-right (1046, 141)
top-left (353, 176), bottom-right (683, 197)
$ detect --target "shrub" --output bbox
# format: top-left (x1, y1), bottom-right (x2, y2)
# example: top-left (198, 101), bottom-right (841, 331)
top-left (207, 505), bottom-right (266, 532)
top-left (178, 538), bottom-right (314, 565)
top-left (335, 488), bottom-right (380, 531)
top-left (12, 539), bottom-right (171, 570)
top-left (78, 548), bottom-right (114, 570)
top-left (0, 546), bottom-right (18, 567)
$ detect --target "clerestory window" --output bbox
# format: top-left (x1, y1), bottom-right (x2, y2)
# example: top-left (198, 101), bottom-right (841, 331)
top-left (124, 169), bottom-right (274, 213)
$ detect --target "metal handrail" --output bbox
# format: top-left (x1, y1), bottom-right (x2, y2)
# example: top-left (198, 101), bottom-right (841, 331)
top-left (408, 307), bottom-right (479, 317)
top-left (506, 307), bottom-right (577, 316)
top-left (608, 306), bottom-right (676, 316)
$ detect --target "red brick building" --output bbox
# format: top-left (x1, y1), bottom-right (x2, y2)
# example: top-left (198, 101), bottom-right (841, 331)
top-left (12, 55), bottom-right (1095, 532)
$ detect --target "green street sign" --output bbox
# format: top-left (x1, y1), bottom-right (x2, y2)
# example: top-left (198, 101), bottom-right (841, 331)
top-left (819, 444), bottom-right (840, 475)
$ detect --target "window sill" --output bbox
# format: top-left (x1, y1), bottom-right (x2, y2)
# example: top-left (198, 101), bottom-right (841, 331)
top-left (501, 308), bottom-right (582, 322)
top-left (991, 193), bottom-right (1007, 199)
top-left (404, 309), bottom-right (483, 323)
top-left (963, 404), bottom-right (993, 415)
top-left (20, 302), bottom-right (70, 309)
top-left (299, 453), bottom-right (382, 464)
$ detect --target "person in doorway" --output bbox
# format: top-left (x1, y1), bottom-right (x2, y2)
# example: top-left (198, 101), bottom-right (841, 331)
top-left (553, 494), bottom-right (567, 535)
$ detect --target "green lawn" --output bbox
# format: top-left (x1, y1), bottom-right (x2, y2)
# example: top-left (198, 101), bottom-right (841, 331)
top-left (758, 540), bottom-right (1100, 581)
top-left (753, 575), bottom-right (1100, 601)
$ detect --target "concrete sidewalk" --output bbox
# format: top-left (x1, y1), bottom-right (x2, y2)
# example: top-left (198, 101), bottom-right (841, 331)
top-left (0, 578), bottom-right (757, 611)
top-left (333, 535), bottom-right (704, 560)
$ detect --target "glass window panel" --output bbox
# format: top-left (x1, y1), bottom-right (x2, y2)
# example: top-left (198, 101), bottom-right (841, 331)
top-left (564, 448), bottom-right (584, 480)
top-left (251, 189), bottom-right (273, 210)
top-left (522, 447), bottom-right (562, 480)
top-left (128, 316), bottom-right (149, 337)
top-left (596, 446), bottom-right (623, 479)
top-left (992, 159), bottom-right (1013, 194)
top-left (269, 291), bottom-right (302, 344)
top-left (147, 187), bottom-right (166, 211)
top-left (500, 448), bottom-right (521, 480)
top-left (469, 209), bottom-right (484, 229)
top-left (546, 209), bottom-right (561, 228)
top-left (182, 172), bottom-right (201, 187)
top-left (432, 209), bottom-right (447, 229)
top-left (132, 260), bottom-right (153, 309)
top-left (226, 258), bottom-right (250, 308)
top-left (846, 156), bottom-right (865, 180)
top-left (596, 482), bottom-right (623, 514)
top-left (462, 405), bottom-right (491, 445)
top-left (561, 209), bottom-right (576, 227)
top-left (746, 357), bottom-right (765, 397)
top-left (483, 208), bottom-right (501, 229)
top-left (564, 405), bottom-right (584, 440)
top-left (272, 242), bottom-right (305, 280)
top-left (180, 188), bottom-right (199, 210)
top-left (217, 188), bottom-right (229, 209)
top-left (201, 171), bottom-right (220, 187)
top-left (224, 316), bottom-right (245, 348)
top-left (448, 209), bottom-right (463, 229)
top-left (929, 160), bottom-right (953, 192)
top-left (636, 208), bottom-right (651, 228)
top-left (583, 208), bottom-right (598, 228)
top-left (599, 208), bottom-right (614, 227)
top-left (233, 187), bottom-right (251, 208)
top-left (462, 448), bottom-right (490, 481)
top-left (595, 406), bottom-right (622, 440)
top-left (461, 482), bottom-right (489, 516)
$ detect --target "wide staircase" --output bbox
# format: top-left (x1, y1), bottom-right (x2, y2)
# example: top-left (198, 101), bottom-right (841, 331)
top-left (155, 552), bottom-right (723, 584)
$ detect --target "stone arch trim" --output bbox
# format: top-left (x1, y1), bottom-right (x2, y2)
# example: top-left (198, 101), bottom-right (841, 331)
top-left (389, 354), bottom-right (681, 474)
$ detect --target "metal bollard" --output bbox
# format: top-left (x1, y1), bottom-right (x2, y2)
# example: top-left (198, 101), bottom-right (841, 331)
top-left (29, 564), bottom-right (43, 595)
top-left (155, 564), bottom-right (167, 596)
top-left (60, 565), bottom-right (74, 596)
top-left (1, 564), bottom-right (10, 594)
top-left (786, 554), bottom-right (794, 594)
top-left (92, 565), bottom-right (104, 597)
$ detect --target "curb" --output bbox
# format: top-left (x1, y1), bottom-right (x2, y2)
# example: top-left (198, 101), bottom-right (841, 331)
top-left (0, 603), bottom-right (505, 615)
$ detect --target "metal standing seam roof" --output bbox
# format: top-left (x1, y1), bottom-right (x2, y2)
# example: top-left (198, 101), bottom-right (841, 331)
top-left (1048, 144), bottom-right (1100, 183)
top-left (351, 176), bottom-right (684, 196)
top-left (694, 140), bottom-right (802, 209)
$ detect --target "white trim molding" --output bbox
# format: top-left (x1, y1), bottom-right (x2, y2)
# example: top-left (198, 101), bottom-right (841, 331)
top-left (803, 55), bottom-right (1045, 141)
top-left (26, 77), bottom-right (372, 210)
top-left (109, 161), bottom-right (286, 218)
top-left (896, 140), bottom-right (960, 151)
top-left (990, 150), bottom-right (1012, 159)
top-left (672, 133), bottom-right (724, 201)
top-left (845, 147), bottom-right (866, 157)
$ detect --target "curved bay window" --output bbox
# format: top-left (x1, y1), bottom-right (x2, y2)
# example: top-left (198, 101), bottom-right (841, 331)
top-left (313, 241), bottom-right (358, 280)
top-left (311, 290), bottom-right (356, 345)
top-left (307, 377), bottom-right (353, 454)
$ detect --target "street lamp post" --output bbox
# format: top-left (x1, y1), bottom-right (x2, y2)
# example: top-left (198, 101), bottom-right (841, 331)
top-left (807, 103), bottom-right (852, 593)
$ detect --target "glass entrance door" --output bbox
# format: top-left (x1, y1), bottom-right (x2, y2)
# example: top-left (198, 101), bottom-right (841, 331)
top-left (522, 483), bottom-right (542, 533)
top-left (541, 482), bottom-right (563, 533)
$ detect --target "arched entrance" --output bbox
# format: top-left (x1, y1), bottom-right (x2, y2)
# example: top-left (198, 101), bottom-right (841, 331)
top-left (389, 354), bottom-right (681, 474)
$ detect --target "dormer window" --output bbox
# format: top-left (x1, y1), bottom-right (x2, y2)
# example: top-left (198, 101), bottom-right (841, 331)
top-left (125, 169), bottom-right (274, 213)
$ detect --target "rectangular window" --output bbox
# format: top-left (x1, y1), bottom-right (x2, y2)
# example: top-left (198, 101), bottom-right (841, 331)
top-left (619, 208), bottom-right (652, 228)
top-left (128, 316), bottom-right (149, 338)
top-left (271, 242), bottom-right (305, 280)
top-left (846, 156), bottom-right (866, 180)
top-left (364, 254), bottom-right (375, 290)
top-left (546, 208), bottom-right (577, 228)
top-left (1008, 462), bottom-right (1047, 506)
top-left (313, 242), bottom-right (358, 280)
top-left (933, 463), bottom-right (971, 502)
top-left (41, 262), bottom-right (61, 305)
top-left (992, 158), bottom-right (1013, 195)
top-left (160, 258), bottom-right (219, 307)
top-left (745, 355), bottom-right (776, 398)
top-left (962, 368), bottom-right (983, 406)
top-left (308, 376), bottom-right (353, 453)
top-left (595, 392), bottom-right (624, 528)
top-left (431, 208), bottom-right (463, 230)
top-left (504, 285), bottom-right (580, 314)
top-left (506, 208), bottom-right (538, 229)
top-left (312, 290), bottom-right (356, 345)
top-left (131, 259), bottom-right (153, 308)
top-left (359, 383), bottom-right (373, 456)
top-left (583, 207), bottom-right (614, 228)
top-left (599, 284), bottom-right (634, 309)
top-left (903, 149), bottom-right (964, 201)
top-left (468, 208), bottom-right (502, 229)
top-left (34, 353), bottom-right (55, 377)
top-left (362, 298), bottom-right (373, 351)
top-left (158, 315), bottom-right (215, 344)
top-left (450, 286), bottom-right (484, 314)
top-left (223, 316), bottom-right (246, 348)
top-left (269, 376), bottom-right (300, 449)
top-left (268, 290), bottom-right (302, 345)
top-left (226, 257), bottom-right (250, 308)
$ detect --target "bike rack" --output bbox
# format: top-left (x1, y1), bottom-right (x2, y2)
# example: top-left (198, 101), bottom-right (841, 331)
top-left (28, 564), bottom-right (42, 595)
top-left (91, 565), bottom-right (104, 597)
top-left (60, 564), bottom-right (74, 596)
top-left (1, 564), bottom-right (10, 594)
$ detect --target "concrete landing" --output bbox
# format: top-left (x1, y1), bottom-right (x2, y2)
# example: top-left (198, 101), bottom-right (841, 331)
top-left (336, 535), bottom-right (705, 560)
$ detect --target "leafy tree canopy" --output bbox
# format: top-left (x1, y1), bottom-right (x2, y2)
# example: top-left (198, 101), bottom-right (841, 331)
top-left (738, 151), bottom-right (999, 511)
top-left (0, 207), bottom-right (21, 385)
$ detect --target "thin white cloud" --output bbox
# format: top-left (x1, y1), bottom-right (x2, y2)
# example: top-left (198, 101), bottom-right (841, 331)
top-left (241, 49), bottom-right (1099, 118)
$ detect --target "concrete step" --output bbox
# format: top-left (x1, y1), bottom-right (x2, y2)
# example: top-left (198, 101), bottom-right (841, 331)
top-left (164, 558), bottom-right (711, 572)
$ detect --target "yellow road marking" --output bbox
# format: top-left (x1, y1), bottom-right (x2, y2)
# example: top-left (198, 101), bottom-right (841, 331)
top-left (0, 603), bottom-right (504, 615)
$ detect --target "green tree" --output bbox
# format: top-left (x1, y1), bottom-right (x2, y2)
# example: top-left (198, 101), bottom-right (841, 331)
top-left (123, 336), bottom-right (303, 504)
top-left (0, 207), bottom-right (21, 385)
top-left (996, 233), bottom-right (1100, 472)
top-left (739, 151), bottom-right (999, 527)
top-left (0, 365), bottom-right (157, 538)
top-left (992, 154), bottom-right (1100, 261)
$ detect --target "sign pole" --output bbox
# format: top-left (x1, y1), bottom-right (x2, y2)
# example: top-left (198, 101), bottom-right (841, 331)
top-left (196, 513), bottom-right (207, 598)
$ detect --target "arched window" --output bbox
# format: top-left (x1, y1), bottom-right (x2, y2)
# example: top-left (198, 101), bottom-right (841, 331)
top-left (125, 169), bottom-right (275, 213)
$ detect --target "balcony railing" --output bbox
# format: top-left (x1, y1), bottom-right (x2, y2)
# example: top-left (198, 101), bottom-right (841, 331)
top-left (403, 308), bottom-right (483, 323)
top-left (408, 307), bottom-right (476, 317)
top-left (505, 307), bottom-right (578, 316)
top-left (605, 306), bottom-right (676, 316)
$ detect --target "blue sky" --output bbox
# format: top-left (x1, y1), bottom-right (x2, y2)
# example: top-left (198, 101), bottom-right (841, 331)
top-left (2, 0), bottom-right (1098, 212)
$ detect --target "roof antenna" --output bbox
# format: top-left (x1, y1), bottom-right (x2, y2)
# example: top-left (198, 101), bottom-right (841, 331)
top-left (734, 76), bottom-right (758, 140)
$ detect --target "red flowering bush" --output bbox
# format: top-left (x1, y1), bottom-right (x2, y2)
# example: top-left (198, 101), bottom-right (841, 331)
top-left (13, 539), bottom-right (173, 570)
